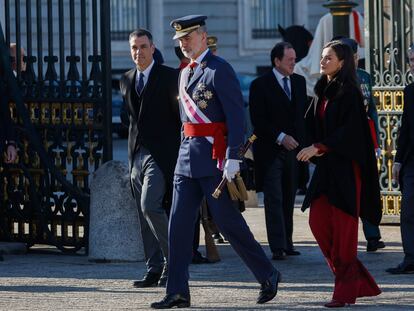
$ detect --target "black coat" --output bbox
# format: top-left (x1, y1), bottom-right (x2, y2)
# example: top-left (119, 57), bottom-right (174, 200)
top-left (0, 77), bottom-right (15, 154)
top-left (119, 64), bottom-right (181, 188)
top-left (396, 82), bottom-right (414, 189)
top-left (249, 71), bottom-right (307, 191)
top-left (302, 78), bottom-right (382, 226)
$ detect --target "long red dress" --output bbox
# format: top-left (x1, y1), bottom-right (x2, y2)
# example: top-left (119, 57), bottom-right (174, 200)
top-left (309, 98), bottom-right (381, 304)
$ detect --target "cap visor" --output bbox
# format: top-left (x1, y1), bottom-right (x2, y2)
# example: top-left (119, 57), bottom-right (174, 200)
top-left (173, 31), bottom-right (190, 40)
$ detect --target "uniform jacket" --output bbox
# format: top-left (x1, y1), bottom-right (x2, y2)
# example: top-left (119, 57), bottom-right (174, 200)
top-left (0, 77), bottom-right (15, 154)
top-left (119, 63), bottom-right (181, 186)
top-left (249, 71), bottom-right (307, 191)
top-left (357, 68), bottom-right (380, 143)
top-left (175, 50), bottom-right (244, 178)
top-left (302, 77), bottom-right (382, 226)
top-left (396, 82), bottom-right (414, 189)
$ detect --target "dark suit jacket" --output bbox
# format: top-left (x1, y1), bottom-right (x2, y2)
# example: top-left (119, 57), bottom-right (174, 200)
top-left (0, 77), bottom-right (15, 154)
top-left (396, 82), bottom-right (414, 188)
top-left (119, 63), bottom-right (181, 188)
top-left (249, 71), bottom-right (307, 191)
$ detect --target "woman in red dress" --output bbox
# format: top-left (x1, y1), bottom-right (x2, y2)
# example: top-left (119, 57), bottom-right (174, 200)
top-left (297, 41), bottom-right (382, 308)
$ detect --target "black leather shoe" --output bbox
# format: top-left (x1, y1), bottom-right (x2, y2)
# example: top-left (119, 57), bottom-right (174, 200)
top-left (272, 249), bottom-right (286, 260)
top-left (151, 293), bottom-right (191, 309)
top-left (192, 252), bottom-right (210, 264)
top-left (367, 239), bottom-right (386, 252)
top-left (285, 249), bottom-right (301, 256)
top-left (296, 188), bottom-right (306, 195)
top-left (158, 265), bottom-right (168, 287)
top-left (386, 264), bottom-right (414, 274)
top-left (133, 272), bottom-right (161, 288)
top-left (212, 233), bottom-right (225, 244)
top-left (257, 269), bottom-right (281, 304)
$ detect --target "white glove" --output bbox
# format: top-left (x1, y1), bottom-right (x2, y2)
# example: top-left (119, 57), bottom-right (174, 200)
top-left (223, 159), bottom-right (240, 182)
top-left (375, 148), bottom-right (382, 159)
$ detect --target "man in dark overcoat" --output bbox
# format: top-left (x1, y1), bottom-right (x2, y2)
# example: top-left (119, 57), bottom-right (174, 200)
top-left (387, 45), bottom-right (414, 274)
top-left (249, 42), bottom-right (307, 260)
top-left (120, 29), bottom-right (181, 287)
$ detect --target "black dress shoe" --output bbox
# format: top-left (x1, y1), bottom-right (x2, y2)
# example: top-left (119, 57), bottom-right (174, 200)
top-left (192, 252), bottom-right (210, 264)
top-left (296, 189), bottom-right (306, 195)
top-left (212, 233), bottom-right (225, 244)
top-left (151, 293), bottom-right (191, 309)
top-left (367, 239), bottom-right (386, 252)
top-left (285, 249), bottom-right (301, 256)
top-left (272, 249), bottom-right (286, 260)
top-left (257, 269), bottom-right (281, 304)
top-left (133, 272), bottom-right (161, 288)
top-left (386, 264), bottom-right (414, 274)
top-left (158, 265), bottom-right (168, 287)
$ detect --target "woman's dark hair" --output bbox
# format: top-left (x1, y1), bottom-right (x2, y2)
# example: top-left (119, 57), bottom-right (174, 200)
top-left (314, 40), bottom-right (359, 97)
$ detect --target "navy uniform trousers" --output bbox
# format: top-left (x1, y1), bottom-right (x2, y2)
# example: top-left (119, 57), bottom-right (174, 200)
top-left (166, 174), bottom-right (275, 295)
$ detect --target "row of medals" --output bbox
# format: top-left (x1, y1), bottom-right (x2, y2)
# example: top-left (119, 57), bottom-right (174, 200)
top-left (192, 82), bottom-right (213, 109)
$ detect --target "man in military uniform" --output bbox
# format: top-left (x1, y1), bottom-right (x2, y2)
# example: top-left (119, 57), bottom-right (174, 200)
top-left (151, 15), bottom-right (280, 309)
top-left (338, 37), bottom-right (386, 253)
top-left (207, 35), bottom-right (218, 55)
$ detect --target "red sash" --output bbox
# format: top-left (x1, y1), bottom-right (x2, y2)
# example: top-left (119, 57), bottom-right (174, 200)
top-left (183, 122), bottom-right (227, 161)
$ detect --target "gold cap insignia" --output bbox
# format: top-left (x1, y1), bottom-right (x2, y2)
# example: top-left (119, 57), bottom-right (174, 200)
top-left (173, 22), bottom-right (182, 31)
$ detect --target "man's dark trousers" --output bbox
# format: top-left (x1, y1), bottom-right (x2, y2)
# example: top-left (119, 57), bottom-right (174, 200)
top-left (401, 157), bottom-right (414, 266)
top-left (131, 147), bottom-right (169, 274)
top-left (262, 150), bottom-right (298, 252)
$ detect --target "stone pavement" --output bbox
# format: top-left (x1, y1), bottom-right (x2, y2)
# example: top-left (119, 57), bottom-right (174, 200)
top-left (0, 204), bottom-right (413, 311)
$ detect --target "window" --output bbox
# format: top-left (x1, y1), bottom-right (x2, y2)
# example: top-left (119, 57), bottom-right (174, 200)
top-left (110, 0), bottom-right (148, 41)
top-left (251, 0), bottom-right (293, 39)
top-left (238, 0), bottom-right (295, 55)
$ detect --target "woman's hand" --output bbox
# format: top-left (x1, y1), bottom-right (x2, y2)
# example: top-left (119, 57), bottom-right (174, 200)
top-left (297, 145), bottom-right (319, 162)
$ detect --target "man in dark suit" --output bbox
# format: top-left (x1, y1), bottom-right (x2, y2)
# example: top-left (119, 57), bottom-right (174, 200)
top-left (249, 42), bottom-right (307, 260)
top-left (119, 29), bottom-right (181, 287)
top-left (386, 45), bottom-right (414, 274)
top-left (151, 15), bottom-right (280, 309)
top-left (0, 62), bottom-right (18, 261)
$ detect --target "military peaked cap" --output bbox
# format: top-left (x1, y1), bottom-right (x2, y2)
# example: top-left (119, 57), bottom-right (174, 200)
top-left (170, 15), bottom-right (207, 39)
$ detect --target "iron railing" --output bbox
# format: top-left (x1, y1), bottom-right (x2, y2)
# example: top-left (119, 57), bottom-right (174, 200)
top-left (0, 0), bottom-right (112, 253)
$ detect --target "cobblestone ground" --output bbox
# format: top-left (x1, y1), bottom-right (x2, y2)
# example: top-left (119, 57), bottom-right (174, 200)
top-left (0, 207), bottom-right (413, 311)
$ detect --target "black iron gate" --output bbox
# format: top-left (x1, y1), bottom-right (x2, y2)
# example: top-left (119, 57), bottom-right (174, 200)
top-left (365, 0), bottom-right (414, 219)
top-left (0, 0), bottom-right (112, 253)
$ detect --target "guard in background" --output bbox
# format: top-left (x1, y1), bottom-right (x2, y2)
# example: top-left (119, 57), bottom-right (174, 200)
top-left (336, 37), bottom-right (386, 253)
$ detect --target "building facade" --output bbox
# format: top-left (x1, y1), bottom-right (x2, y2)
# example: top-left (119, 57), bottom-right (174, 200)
top-left (111, 0), bottom-right (333, 74)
